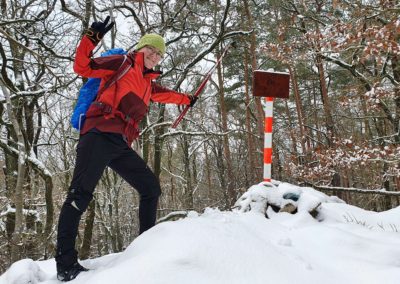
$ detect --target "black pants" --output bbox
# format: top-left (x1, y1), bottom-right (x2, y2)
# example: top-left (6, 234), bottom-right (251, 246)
top-left (56, 131), bottom-right (160, 269)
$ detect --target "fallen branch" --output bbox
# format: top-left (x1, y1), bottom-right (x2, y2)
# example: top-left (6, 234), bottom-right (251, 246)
top-left (314, 185), bottom-right (400, 196)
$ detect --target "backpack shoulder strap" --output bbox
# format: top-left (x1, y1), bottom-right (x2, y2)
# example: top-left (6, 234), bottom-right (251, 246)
top-left (95, 54), bottom-right (133, 100)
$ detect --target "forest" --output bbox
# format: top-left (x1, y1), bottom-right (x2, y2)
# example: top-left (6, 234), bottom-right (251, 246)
top-left (0, 0), bottom-right (399, 273)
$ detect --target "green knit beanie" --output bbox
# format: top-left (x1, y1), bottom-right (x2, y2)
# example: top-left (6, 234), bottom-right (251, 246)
top-left (135, 34), bottom-right (166, 56)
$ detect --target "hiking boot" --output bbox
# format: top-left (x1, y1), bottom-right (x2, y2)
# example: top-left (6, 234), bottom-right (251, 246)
top-left (57, 262), bottom-right (89, 282)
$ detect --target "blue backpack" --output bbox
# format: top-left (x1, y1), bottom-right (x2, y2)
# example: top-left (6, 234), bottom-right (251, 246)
top-left (70, 48), bottom-right (127, 130)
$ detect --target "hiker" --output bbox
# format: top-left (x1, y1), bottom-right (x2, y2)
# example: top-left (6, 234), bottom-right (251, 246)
top-left (56, 16), bottom-right (196, 281)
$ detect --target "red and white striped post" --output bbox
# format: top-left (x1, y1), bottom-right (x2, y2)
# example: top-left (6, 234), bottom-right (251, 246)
top-left (253, 70), bottom-right (290, 183)
top-left (263, 97), bottom-right (274, 182)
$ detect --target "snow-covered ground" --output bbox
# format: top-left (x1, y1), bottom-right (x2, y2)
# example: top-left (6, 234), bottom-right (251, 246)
top-left (1, 181), bottom-right (400, 284)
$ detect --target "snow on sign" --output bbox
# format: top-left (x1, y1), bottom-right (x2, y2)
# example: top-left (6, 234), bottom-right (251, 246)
top-left (252, 70), bottom-right (289, 182)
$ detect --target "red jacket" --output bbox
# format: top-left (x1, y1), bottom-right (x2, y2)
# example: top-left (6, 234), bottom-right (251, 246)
top-left (73, 36), bottom-right (190, 144)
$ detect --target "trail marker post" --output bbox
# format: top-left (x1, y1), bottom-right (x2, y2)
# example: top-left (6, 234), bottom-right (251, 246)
top-left (253, 70), bottom-right (290, 182)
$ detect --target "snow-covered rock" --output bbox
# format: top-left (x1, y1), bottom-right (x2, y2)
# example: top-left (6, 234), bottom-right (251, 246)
top-left (234, 181), bottom-right (344, 217)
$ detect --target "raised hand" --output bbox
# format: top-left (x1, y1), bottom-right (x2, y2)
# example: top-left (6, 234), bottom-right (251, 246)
top-left (188, 94), bottom-right (198, 107)
top-left (85, 16), bottom-right (115, 45)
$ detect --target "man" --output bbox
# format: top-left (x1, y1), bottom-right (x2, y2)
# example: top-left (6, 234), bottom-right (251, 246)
top-left (56, 17), bottom-right (196, 281)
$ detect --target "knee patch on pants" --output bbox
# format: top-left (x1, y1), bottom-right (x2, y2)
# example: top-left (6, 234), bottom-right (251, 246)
top-left (65, 187), bottom-right (93, 212)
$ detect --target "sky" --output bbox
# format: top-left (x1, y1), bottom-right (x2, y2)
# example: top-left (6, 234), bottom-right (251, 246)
top-left (1, 181), bottom-right (400, 284)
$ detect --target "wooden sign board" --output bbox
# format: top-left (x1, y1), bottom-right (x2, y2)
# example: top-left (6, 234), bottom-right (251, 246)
top-left (253, 70), bottom-right (290, 98)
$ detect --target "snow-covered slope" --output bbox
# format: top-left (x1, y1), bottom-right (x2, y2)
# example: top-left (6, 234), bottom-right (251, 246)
top-left (2, 182), bottom-right (400, 284)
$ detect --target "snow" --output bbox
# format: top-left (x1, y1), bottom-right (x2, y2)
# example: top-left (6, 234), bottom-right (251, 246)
top-left (234, 181), bottom-right (343, 215)
top-left (1, 181), bottom-right (400, 284)
top-left (254, 69), bottom-right (289, 75)
top-left (0, 220), bottom-right (5, 231)
top-left (28, 149), bottom-right (53, 177)
top-left (0, 139), bottom-right (53, 178)
top-left (2, 259), bottom-right (47, 284)
top-left (0, 204), bottom-right (39, 220)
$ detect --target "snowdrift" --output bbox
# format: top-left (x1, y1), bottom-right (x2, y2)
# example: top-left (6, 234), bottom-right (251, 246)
top-left (1, 181), bottom-right (400, 284)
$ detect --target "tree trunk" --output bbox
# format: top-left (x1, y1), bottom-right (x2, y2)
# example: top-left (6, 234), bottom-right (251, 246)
top-left (213, 140), bottom-right (229, 207)
top-left (243, 47), bottom-right (256, 186)
top-left (141, 119), bottom-right (150, 164)
top-left (191, 151), bottom-right (198, 209)
top-left (204, 143), bottom-right (212, 199)
top-left (167, 144), bottom-right (176, 203)
top-left (242, 0), bottom-right (263, 181)
top-left (182, 130), bottom-right (193, 209)
top-left (315, 53), bottom-right (335, 145)
top-left (288, 65), bottom-right (308, 156)
top-left (388, 0), bottom-right (400, 142)
top-left (1, 82), bottom-right (27, 263)
top-left (284, 100), bottom-right (298, 158)
top-left (4, 137), bottom-right (17, 241)
top-left (153, 105), bottom-right (166, 178)
top-left (216, 48), bottom-right (235, 207)
top-left (42, 174), bottom-right (54, 257)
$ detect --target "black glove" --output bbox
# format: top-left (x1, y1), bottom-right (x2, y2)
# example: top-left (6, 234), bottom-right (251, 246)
top-left (188, 95), bottom-right (198, 107)
top-left (85, 16), bottom-right (115, 45)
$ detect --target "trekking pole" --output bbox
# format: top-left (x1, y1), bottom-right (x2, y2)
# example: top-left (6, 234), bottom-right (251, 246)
top-left (171, 41), bottom-right (235, 129)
